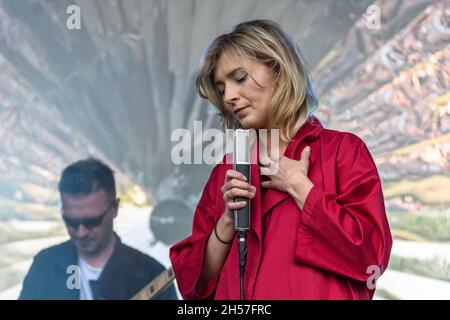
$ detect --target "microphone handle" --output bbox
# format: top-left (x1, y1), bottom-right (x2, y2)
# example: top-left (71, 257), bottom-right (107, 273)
top-left (234, 163), bottom-right (250, 231)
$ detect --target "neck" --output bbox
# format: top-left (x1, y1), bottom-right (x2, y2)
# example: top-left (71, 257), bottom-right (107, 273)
top-left (260, 129), bottom-right (289, 158)
top-left (79, 233), bottom-right (116, 268)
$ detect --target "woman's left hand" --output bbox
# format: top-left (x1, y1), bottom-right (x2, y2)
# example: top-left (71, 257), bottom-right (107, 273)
top-left (260, 146), bottom-right (314, 210)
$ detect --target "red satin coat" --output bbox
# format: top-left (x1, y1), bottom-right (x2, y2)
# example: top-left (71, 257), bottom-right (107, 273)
top-left (170, 116), bottom-right (392, 300)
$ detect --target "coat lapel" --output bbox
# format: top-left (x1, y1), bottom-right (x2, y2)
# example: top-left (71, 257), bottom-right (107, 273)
top-left (97, 235), bottom-right (137, 300)
top-left (54, 241), bottom-right (80, 300)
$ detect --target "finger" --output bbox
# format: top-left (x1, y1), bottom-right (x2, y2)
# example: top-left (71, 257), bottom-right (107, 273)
top-left (260, 180), bottom-right (272, 189)
top-left (259, 155), bottom-right (273, 167)
top-left (222, 182), bottom-right (256, 198)
top-left (224, 179), bottom-right (253, 192)
top-left (226, 201), bottom-right (247, 211)
top-left (301, 146), bottom-right (311, 159)
top-left (269, 147), bottom-right (281, 162)
top-left (226, 169), bottom-right (247, 182)
top-left (224, 188), bottom-right (255, 201)
top-left (300, 146), bottom-right (311, 168)
top-left (270, 153), bottom-right (281, 163)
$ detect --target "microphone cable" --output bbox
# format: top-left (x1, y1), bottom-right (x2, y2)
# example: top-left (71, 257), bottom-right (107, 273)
top-left (237, 231), bottom-right (248, 300)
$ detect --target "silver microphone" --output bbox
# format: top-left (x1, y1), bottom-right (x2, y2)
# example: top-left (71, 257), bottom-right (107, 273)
top-left (233, 129), bottom-right (251, 232)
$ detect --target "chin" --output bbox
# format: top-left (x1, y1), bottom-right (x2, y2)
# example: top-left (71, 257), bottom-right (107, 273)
top-left (239, 117), bottom-right (258, 129)
top-left (81, 247), bottom-right (101, 256)
top-left (240, 122), bottom-right (265, 130)
top-left (75, 241), bottom-right (98, 255)
top-left (239, 122), bottom-right (252, 129)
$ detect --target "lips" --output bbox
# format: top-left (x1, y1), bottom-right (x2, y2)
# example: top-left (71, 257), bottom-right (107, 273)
top-left (233, 106), bottom-right (249, 118)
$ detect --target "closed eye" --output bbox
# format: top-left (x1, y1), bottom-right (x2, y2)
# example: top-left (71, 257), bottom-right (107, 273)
top-left (236, 73), bottom-right (247, 83)
top-left (216, 72), bottom-right (247, 96)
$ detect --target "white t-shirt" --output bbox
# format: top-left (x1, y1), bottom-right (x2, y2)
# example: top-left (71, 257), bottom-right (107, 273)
top-left (78, 257), bottom-right (103, 300)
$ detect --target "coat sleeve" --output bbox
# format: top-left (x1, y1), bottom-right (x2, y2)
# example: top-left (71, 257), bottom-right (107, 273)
top-left (295, 134), bottom-right (392, 282)
top-left (169, 165), bottom-right (223, 300)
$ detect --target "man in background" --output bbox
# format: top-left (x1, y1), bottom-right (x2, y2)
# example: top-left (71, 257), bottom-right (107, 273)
top-left (19, 158), bottom-right (177, 300)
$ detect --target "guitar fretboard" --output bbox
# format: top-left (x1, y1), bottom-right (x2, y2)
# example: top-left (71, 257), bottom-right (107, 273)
top-left (131, 266), bottom-right (175, 300)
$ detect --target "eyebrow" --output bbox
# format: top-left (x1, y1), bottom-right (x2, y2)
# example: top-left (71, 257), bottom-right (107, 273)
top-left (214, 67), bottom-right (244, 86)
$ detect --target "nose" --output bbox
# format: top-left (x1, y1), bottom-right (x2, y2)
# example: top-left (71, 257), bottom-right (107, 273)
top-left (74, 224), bottom-right (89, 238)
top-left (223, 83), bottom-right (240, 106)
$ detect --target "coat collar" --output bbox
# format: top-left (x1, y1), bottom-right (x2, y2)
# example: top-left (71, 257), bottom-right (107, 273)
top-left (284, 115), bottom-right (324, 159)
top-left (55, 234), bottom-right (133, 300)
top-left (92, 235), bottom-right (139, 300)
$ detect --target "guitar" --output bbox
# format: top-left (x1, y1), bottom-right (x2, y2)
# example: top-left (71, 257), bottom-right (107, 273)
top-left (130, 266), bottom-right (176, 300)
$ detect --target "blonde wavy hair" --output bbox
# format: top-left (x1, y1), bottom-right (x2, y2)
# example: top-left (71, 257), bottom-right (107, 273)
top-left (196, 19), bottom-right (319, 142)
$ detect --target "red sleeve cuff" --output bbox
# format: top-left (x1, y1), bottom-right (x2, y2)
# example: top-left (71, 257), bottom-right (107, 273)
top-left (188, 234), bottom-right (221, 299)
top-left (295, 185), bottom-right (322, 260)
top-left (300, 185), bottom-right (321, 224)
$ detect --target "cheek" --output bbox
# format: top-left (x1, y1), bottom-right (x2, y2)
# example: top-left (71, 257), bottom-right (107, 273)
top-left (95, 224), bottom-right (109, 236)
top-left (255, 90), bottom-right (274, 112)
top-left (96, 218), bottom-right (114, 236)
top-left (245, 79), bottom-right (274, 104)
top-left (245, 81), bottom-right (263, 95)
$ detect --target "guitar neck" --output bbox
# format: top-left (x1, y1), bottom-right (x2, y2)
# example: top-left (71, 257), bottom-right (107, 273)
top-left (131, 266), bottom-right (175, 300)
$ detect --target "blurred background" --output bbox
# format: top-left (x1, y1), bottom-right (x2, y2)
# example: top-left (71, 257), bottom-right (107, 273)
top-left (0, 0), bottom-right (449, 299)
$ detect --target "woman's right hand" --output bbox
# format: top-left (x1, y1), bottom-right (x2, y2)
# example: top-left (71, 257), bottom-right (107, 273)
top-left (198, 169), bottom-right (256, 286)
top-left (221, 169), bottom-right (256, 220)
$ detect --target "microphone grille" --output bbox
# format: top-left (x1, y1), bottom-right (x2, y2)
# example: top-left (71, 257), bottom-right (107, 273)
top-left (234, 129), bottom-right (250, 164)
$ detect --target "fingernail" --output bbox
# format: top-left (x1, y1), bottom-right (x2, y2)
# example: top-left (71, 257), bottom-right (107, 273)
top-left (305, 146), bottom-right (310, 151)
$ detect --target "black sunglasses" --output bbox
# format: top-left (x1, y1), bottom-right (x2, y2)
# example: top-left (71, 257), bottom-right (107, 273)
top-left (62, 198), bottom-right (119, 229)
